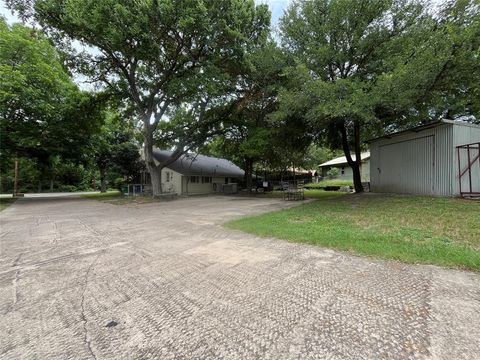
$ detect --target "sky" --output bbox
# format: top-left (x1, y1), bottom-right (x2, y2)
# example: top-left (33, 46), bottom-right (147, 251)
top-left (0, 0), bottom-right (292, 26)
top-left (0, 0), bottom-right (20, 24)
top-left (257, 0), bottom-right (292, 24)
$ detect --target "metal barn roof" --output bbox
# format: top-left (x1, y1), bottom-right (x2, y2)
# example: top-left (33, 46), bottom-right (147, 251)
top-left (152, 149), bottom-right (244, 177)
top-left (367, 119), bottom-right (480, 143)
top-left (319, 152), bottom-right (370, 167)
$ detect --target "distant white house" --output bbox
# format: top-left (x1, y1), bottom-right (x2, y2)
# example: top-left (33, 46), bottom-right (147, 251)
top-left (319, 152), bottom-right (370, 182)
top-left (148, 149), bottom-right (244, 195)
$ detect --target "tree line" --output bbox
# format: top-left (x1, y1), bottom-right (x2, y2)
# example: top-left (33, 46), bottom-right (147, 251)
top-left (2, 0), bottom-right (479, 195)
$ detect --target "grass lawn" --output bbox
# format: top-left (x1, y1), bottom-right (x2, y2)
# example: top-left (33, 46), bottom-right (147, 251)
top-left (306, 179), bottom-right (353, 188)
top-left (226, 193), bottom-right (480, 271)
top-left (265, 189), bottom-right (348, 200)
top-left (81, 191), bottom-right (161, 205)
top-left (0, 197), bottom-right (16, 211)
top-left (81, 190), bottom-right (122, 199)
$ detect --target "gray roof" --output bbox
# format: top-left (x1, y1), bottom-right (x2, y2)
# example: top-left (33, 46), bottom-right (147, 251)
top-left (152, 149), bottom-right (244, 177)
top-left (366, 119), bottom-right (480, 143)
top-left (319, 152), bottom-right (370, 167)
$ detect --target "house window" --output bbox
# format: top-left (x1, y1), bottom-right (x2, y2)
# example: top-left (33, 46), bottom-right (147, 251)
top-left (190, 176), bottom-right (200, 183)
top-left (341, 167), bottom-right (345, 175)
top-left (202, 176), bottom-right (211, 184)
top-left (166, 172), bottom-right (170, 182)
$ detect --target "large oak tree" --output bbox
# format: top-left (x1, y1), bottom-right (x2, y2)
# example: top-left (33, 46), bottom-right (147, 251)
top-left (14, 0), bottom-right (271, 195)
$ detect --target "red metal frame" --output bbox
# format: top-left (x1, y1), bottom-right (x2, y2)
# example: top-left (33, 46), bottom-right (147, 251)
top-left (456, 142), bottom-right (480, 197)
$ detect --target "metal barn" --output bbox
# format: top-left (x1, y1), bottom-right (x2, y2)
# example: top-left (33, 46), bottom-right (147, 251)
top-left (368, 120), bottom-right (480, 197)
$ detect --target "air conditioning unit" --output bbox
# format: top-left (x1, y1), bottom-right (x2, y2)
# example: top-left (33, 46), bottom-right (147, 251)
top-left (222, 183), bottom-right (238, 194)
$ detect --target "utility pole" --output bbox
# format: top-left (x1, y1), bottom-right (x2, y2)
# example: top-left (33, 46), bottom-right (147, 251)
top-left (13, 158), bottom-right (18, 197)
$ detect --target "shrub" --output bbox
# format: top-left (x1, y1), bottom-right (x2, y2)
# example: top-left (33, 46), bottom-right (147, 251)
top-left (113, 177), bottom-right (125, 192)
top-left (326, 167), bottom-right (339, 177)
top-left (58, 184), bottom-right (79, 192)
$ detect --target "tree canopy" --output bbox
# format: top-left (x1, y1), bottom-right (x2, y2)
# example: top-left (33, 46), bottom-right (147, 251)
top-left (276, 0), bottom-right (480, 192)
top-left (19, 0), bottom-right (271, 195)
top-left (0, 18), bottom-right (102, 176)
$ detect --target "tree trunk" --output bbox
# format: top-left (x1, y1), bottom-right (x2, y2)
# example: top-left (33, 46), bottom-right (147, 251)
top-left (37, 180), bottom-right (42, 193)
top-left (13, 158), bottom-right (18, 197)
top-left (339, 121), bottom-right (363, 193)
top-left (245, 158), bottom-right (254, 192)
top-left (49, 176), bottom-right (54, 192)
top-left (352, 119), bottom-right (363, 193)
top-left (143, 124), bottom-right (163, 196)
top-left (100, 167), bottom-right (107, 193)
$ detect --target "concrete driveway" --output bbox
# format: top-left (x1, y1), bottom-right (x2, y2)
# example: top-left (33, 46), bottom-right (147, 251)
top-left (0, 196), bottom-right (479, 359)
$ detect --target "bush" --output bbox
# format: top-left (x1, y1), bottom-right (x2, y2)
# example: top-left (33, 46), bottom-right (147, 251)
top-left (326, 167), bottom-right (339, 177)
top-left (57, 184), bottom-right (79, 192)
top-left (113, 177), bottom-right (125, 192)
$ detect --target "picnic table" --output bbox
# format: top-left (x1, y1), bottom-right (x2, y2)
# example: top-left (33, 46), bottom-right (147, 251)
top-left (282, 181), bottom-right (305, 201)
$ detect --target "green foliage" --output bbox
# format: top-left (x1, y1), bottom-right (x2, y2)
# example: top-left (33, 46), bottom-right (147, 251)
top-left (202, 42), bottom-right (313, 181)
top-left (301, 145), bottom-right (343, 170)
top-left (94, 112), bottom-right (142, 176)
top-left (326, 168), bottom-right (340, 178)
top-left (279, 0), bottom-right (480, 126)
top-left (0, 18), bottom-right (105, 192)
top-left (0, 19), bottom-right (102, 163)
top-left (23, 0), bottom-right (272, 195)
top-left (113, 177), bottom-right (125, 192)
top-left (306, 179), bottom-right (353, 187)
top-left (0, 157), bottom-right (38, 193)
top-left (89, 111), bottom-right (143, 191)
top-left (0, 155), bottom-right (99, 193)
top-left (276, 0), bottom-right (480, 192)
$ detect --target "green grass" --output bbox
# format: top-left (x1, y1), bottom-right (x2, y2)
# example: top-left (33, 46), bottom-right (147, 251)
top-left (226, 194), bottom-right (480, 271)
top-left (265, 189), bottom-right (348, 199)
top-left (81, 191), bottom-right (162, 205)
top-left (306, 179), bottom-right (353, 188)
top-left (0, 197), bottom-right (16, 211)
top-left (81, 190), bottom-right (122, 199)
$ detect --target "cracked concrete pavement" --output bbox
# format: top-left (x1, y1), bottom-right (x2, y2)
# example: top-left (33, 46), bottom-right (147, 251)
top-left (0, 195), bottom-right (479, 359)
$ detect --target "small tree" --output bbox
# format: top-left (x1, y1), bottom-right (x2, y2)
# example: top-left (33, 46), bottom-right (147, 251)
top-left (91, 112), bottom-right (143, 192)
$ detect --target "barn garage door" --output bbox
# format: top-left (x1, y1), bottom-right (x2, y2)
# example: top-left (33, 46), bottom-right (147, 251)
top-left (379, 135), bottom-right (435, 194)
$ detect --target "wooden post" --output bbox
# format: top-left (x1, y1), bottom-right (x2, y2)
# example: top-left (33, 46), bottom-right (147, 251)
top-left (13, 158), bottom-right (18, 197)
top-left (457, 146), bottom-right (462, 196)
top-left (467, 144), bottom-right (472, 194)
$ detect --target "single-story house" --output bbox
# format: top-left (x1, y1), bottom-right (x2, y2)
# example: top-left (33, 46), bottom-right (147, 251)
top-left (368, 119), bottom-right (480, 196)
top-left (319, 152), bottom-right (370, 182)
top-left (151, 149), bottom-right (244, 195)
